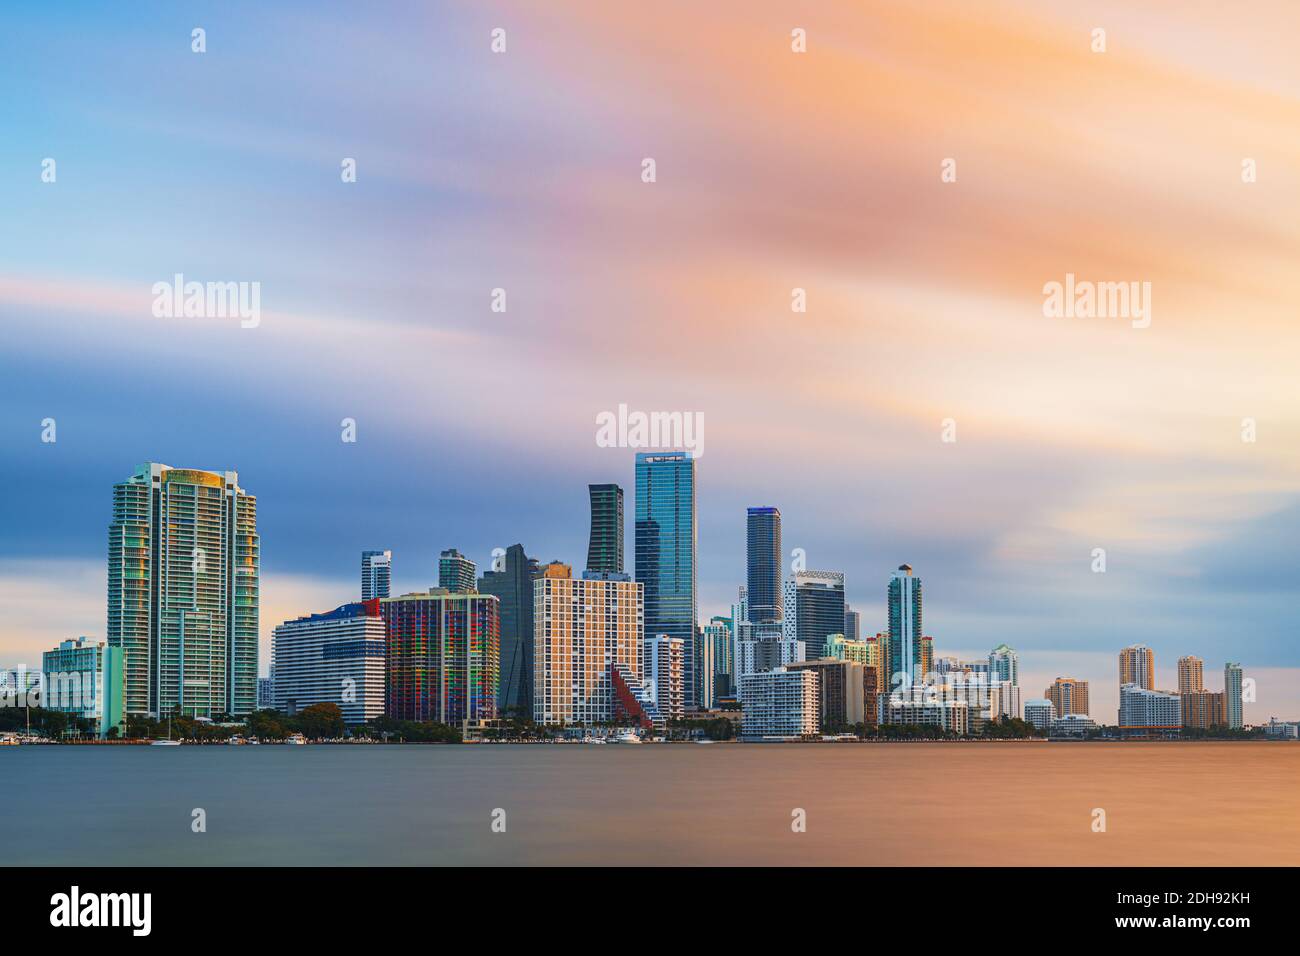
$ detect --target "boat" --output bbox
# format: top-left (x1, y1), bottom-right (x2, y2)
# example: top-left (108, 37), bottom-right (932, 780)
top-left (611, 731), bottom-right (642, 744)
top-left (581, 736), bottom-right (607, 744)
top-left (151, 717), bottom-right (182, 745)
top-left (0, 733), bottom-right (19, 746)
top-left (285, 733), bottom-right (308, 745)
top-left (247, 737), bottom-right (260, 745)
top-left (694, 739), bottom-right (716, 744)
top-left (227, 735), bottom-right (245, 745)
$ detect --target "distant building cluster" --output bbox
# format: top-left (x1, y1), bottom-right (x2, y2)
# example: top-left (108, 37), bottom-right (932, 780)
top-left (6, 458), bottom-right (1274, 741)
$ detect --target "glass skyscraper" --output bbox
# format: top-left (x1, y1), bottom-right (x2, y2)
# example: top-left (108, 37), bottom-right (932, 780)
top-left (477, 543), bottom-right (541, 715)
top-left (887, 564), bottom-right (922, 693)
top-left (107, 463), bottom-right (259, 717)
top-left (586, 483), bottom-right (624, 574)
top-left (745, 506), bottom-right (782, 624)
top-left (635, 452), bottom-right (697, 706)
top-left (784, 569), bottom-right (845, 660)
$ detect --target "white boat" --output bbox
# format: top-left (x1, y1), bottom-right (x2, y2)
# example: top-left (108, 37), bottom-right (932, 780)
top-left (151, 717), bottom-right (182, 745)
top-left (247, 737), bottom-right (261, 745)
top-left (227, 735), bottom-right (245, 745)
top-left (611, 732), bottom-right (642, 744)
top-left (285, 733), bottom-right (308, 745)
top-left (694, 739), bottom-right (716, 744)
top-left (581, 736), bottom-right (607, 744)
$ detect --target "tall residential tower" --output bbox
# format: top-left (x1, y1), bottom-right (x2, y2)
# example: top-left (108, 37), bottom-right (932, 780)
top-left (586, 483), bottom-right (624, 574)
top-left (107, 463), bottom-right (259, 717)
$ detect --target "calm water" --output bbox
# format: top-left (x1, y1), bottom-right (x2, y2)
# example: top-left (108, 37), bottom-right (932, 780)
top-left (4, 742), bottom-right (1298, 865)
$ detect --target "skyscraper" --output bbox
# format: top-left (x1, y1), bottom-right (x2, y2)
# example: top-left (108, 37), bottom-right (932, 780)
top-left (361, 550), bottom-right (392, 600)
top-left (702, 615), bottom-right (735, 698)
top-left (1119, 644), bottom-right (1155, 690)
top-left (533, 562), bottom-right (644, 725)
top-left (1224, 662), bottom-right (1244, 729)
top-left (1177, 655), bottom-right (1203, 695)
top-left (988, 644), bottom-right (1019, 685)
top-left (586, 483), bottom-right (624, 574)
top-left (635, 452), bottom-right (697, 706)
top-left (438, 548), bottom-right (477, 593)
top-left (887, 565), bottom-right (922, 692)
top-left (381, 589), bottom-right (499, 724)
top-left (1045, 677), bottom-right (1090, 717)
top-left (843, 606), bottom-right (861, 642)
top-left (107, 463), bottom-right (259, 717)
top-left (477, 543), bottom-right (541, 716)
top-left (745, 507), bottom-right (782, 624)
top-left (783, 570), bottom-right (846, 660)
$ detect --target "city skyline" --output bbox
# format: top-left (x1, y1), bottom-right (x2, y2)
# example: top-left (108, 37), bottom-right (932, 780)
top-left (0, 453), bottom-right (1288, 726)
top-left (3, 1), bottom-right (1299, 726)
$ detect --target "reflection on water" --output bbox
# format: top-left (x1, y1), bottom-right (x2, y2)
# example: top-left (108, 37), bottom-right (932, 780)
top-left (4, 742), bottom-right (1298, 865)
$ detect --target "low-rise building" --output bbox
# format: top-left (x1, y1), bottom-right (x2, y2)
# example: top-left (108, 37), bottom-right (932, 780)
top-left (40, 637), bottom-right (125, 738)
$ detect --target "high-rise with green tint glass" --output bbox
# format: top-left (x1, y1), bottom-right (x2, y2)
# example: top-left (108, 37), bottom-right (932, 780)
top-left (107, 463), bottom-right (259, 717)
top-left (635, 452), bottom-right (697, 707)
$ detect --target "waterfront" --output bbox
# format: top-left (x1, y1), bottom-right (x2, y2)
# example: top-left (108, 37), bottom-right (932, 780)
top-left (4, 742), bottom-right (1297, 865)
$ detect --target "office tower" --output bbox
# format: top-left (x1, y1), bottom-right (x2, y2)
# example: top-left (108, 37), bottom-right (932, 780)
top-left (1045, 677), bottom-right (1090, 717)
top-left (887, 565), bottom-right (922, 693)
top-left (1177, 655), bottom-right (1204, 695)
top-left (1119, 644), bottom-right (1155, 690)
top-left (256, 676), bottom-right (274, 710)
top-left (381, 589), bottom-right (499, 724)
top-left (1182, 690), bottom-right (1226, 729)
top-left (438, 548), bottom-right (477, 593)
top-left (272, 600), bottom-right (386, 724)
top-left (586, 483), bottom-right (624, 574)
top-left (745, 507), bottom-right (782, 624)
top-left (783, 570), bottom-right (846, 660)
top-left (635, 452), bottom-right (697, 707)
top-left (843, 606), bottom-right (861, 642)
top-left (477, 543), bottom-right (541, 716)
top-left (534, 562), bottom-right (644, 725)
top-left (41, 637), bottom-right (124, 738)
top-left (738, 667), bottom-right (819, 739)
top-left (643, 634), bottom-right (686, 721)
top-left (703, 616), bottom-right (735, 699)
top-left (361, 550), bottom-right (392, 600)
top-left (786, 659), bottom-right (877, 732)
top-left (920, 636), bottom-right (934, 678)
top-left (1024, 699), bottom-right (1054, 730)
top-left (107, 463), bottom-right (259, 717)
top-left (1118, 684), bottom-right (1181, 738)
top-left (988, 644), bottom-right (1019, 685)
top-left (1224, 662), bottom-right (1244, 729)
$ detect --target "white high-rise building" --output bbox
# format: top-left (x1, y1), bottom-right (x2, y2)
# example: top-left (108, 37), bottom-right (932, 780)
top-left (1118, 683), bottom-right (1181, 737)
top-left (361, 550), bottom-right (392, 600)
top-left (738, 667), bottom-right (818, 739)
top-left (1224, 662), bottom-right (1244, 729)
top-left (272, 601), bottom-right (386, 724)
top-left (642, 634), bottom-right (685, 721)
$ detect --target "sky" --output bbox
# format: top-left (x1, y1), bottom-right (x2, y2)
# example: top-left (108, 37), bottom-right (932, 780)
top-left (2, 1), bottom-right (1298, 722)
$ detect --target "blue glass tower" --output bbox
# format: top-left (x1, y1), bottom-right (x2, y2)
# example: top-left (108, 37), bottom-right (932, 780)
top-left (635, 452), bottom-right (697, 707)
